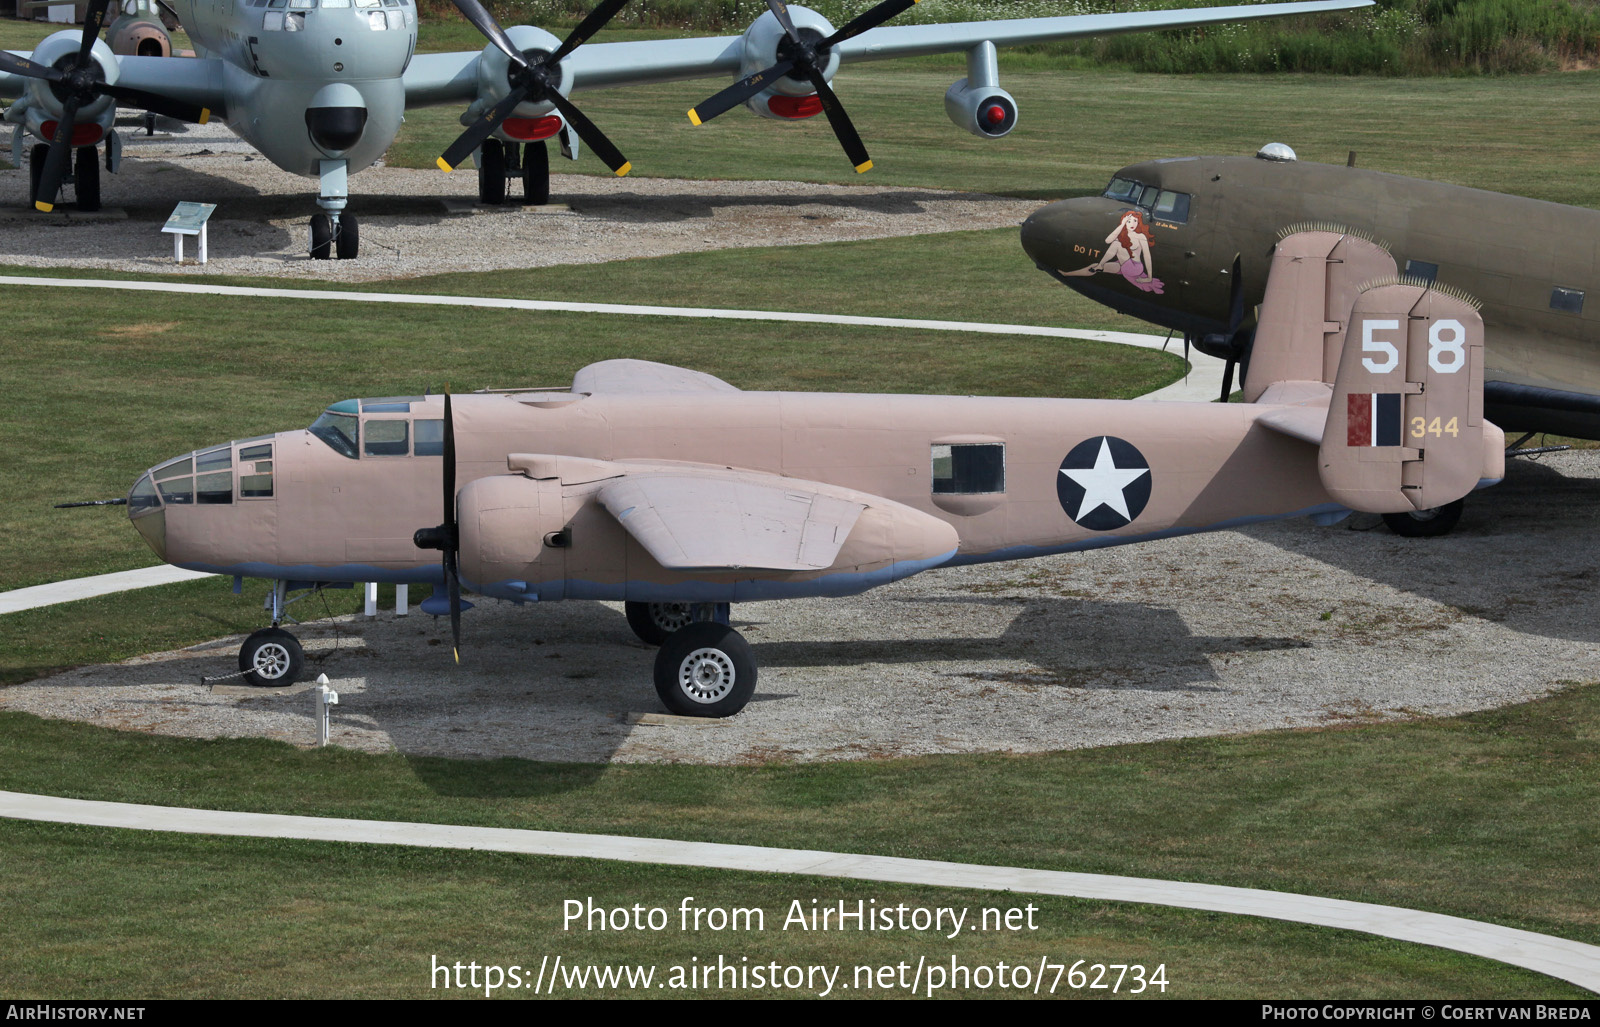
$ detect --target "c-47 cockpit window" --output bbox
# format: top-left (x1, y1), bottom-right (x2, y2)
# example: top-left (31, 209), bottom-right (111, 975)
top-left (1103, 177), bottom-right (1142, 203)
top-left (310, 409), bottom-right (359, 458)
top-left (1151, 190), bottom-right (1190, 224)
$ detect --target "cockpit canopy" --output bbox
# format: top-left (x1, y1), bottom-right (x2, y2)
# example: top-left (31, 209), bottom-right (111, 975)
top-left (1102, 176), bottom-right (1191, 224)
top-left (309, 397), bottom-right (443, 460)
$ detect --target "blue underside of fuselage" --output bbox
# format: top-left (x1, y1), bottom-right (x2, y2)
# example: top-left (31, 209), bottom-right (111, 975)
top-left (174, 485), bottom-right (1500, 602)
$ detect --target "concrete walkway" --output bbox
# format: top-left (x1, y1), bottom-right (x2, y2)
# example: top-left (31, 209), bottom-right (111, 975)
top-left (1, 790), bottom-right (1593, 992)
top-left (0, 275), bottom-right (1220, 615)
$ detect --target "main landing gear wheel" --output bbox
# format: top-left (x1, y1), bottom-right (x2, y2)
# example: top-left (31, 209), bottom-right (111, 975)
top-left (477, 138), bottom-right (506, 205)
top-left (309, 213), bottom-right (333, 260)
top-left (74, 145), bottom-right (100, 212)
top-left (238, 627), bottom-right (305, 688)
top-left (625, 601), bottom-right (694, 647)
top-left (654, 622), bottom-right (756, 718)
top-left (335, 213), bottom-right (360, 260)
top-left (1382, 498), bottom-right (1464, 538)
top-left (523, 139), bottom-right (549, 206)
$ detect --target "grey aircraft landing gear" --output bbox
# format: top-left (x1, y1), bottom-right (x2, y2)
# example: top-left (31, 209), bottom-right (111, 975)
top-left (1383, 498), bottom-right (1464, 538)
top-left (238, 627), bottom-right (305, 687)
top-left (477, 140), bottom-right (550, 206)
top-left (310, 157), bottom-right (359, 259)
top-left (654, 621), bottom-right (756, 718)
top-left (625, 600), bottom-right (695, 646)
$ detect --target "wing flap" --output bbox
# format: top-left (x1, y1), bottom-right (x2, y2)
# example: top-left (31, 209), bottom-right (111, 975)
top-left (599, 474), bottom-right (865, 571)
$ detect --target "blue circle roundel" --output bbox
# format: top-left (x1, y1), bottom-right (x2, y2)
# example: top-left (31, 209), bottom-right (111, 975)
top-left (1056, 436), bottom-right (1152, 531)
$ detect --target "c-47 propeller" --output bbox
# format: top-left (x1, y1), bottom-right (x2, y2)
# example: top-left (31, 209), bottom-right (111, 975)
top-left (437, 0), bottom-right (633, 178)
top-left (0, 0), bottom-right (210, 211)
top-left (686, 0), bottom-right (920, 173)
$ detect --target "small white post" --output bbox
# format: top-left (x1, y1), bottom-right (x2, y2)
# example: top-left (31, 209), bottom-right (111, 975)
top-left (198, 222), bottom-right (208, 264)
top-left (364, 581), bottom-right (378, 617)
top-left (314, 673), bottom-right (338, 747)
top-left (173, 233), bottom-right (183, 263)
top-left (395, 584), bottom-right (409, 616)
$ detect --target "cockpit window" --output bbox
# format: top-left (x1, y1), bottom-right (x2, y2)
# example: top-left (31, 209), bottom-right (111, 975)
top-left (364, 419), bottom-right (409, 457)
top-left (129, 474), bottom-right (160, 516)
top-left (310, 410), bottom-right (359, 458)
top-left (1102, 177), bottom-right (1190, 224)
top-left (1103, 177), bottom-right (1141, 203)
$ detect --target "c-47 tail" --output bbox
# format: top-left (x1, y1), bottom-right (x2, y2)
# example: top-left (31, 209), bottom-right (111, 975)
top-left (1248, 228), bottom-right (1504, 516)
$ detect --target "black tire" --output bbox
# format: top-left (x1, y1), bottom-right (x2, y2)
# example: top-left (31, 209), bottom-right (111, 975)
top-left (334, 212), bottom-right (359, 259)
top-left (522, 139), bottom-right (549, 206)
top-left (238, 627), bottom-right (305, 687)
top-left (1382, 498), bottom-right (1464, 538)
top-left (309, 213), bottom-right (332, 259)
top-left (653, 622), bottom-right (756, 718)
top-left (625, 600), bottom-right (695, 647)
top-left (74, 146), bottom-right (100, 211)
top-left (477, 138), bottom-right (506, 205)
top-left (29, 144), bottom-right (48, 207)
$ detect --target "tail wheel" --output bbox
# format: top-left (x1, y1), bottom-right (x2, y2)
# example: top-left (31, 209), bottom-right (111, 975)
top-left (238, 627), bottom-right (305, 687)
top-left (1382, 499), bottom-right (1464, 538)
top-left (625, 600), bottom-right (694, 647)
top-left (653, 622), bottom-right (756, 718)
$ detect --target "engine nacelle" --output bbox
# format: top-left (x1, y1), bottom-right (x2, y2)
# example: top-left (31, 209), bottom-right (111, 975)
top-left (945, 79), bottom-right (1017, 138)
top-left (16, 31), bottom-right (120, 143)
top-left (468, 23), bottom-right (570, 140)
top-left (110, 17), bottom-right (171, 57)
top-left (738, 4), bottom-right (839, 120)
top-left (457, 472), bottom-right (573, 602)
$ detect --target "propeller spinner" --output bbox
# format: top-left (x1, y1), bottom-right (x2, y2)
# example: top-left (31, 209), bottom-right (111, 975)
top-left (0, 0), bottom-right (210, 211)
top-left (686, 0), bottom-right (919, 173)
top-left (437, 0), bottom-right (633, 178)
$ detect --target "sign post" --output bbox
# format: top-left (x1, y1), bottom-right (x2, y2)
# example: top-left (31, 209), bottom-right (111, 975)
top-left (161, 202), bottom-right (217, 264)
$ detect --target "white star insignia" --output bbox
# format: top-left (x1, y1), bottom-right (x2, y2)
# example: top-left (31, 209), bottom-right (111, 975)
top-left (1060, 438), bottom-right (1150, 522)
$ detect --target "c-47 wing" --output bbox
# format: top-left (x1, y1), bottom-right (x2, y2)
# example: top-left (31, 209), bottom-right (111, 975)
top-left (597, 471), bottom-right (869, 571)
top-left (403, 0), bottom-right (1372, 104)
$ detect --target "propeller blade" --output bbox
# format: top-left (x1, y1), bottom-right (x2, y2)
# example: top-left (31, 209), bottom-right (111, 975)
top-left (766, 0), bottom-right (801, 43)
top-left (445, 548), bottom-right (462, 662)
top-left (0, 50), bottom-right (63, 83)
top-left (436, 84), bottom-right (528, 172)
top-left (443, 389), bottom-right (461, 661)
top-left (548, 0), bottom-right (631, 65)
top-left (822, 0), bottom-right (917, 48)
top-left (450, 0), bottom-right (529, 71)
top-left (77, 0), bottom-right (111, 67)
top-left (100, 84), bottom-right (210, 124)
top-left (547, 91), bottom-right (630, 176)
top-left (806, 70), bottom-right (871, 173)
top-left (687, 59), bottom-right (795, 126)
top-left (33, 97), bottom-right (80, 212)
top-left (1219, 356), bottom-right (1236, 403)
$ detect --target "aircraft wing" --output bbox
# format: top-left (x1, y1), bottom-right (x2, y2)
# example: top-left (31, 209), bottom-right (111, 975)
top-left (87, 54), bottom-right (228, 115)
top-left (403, 0), bottom-right (1372, 103)
top-left (572, 359), bottom-right (741, 396)
top-left (597, 471), bottom-right (866, 571)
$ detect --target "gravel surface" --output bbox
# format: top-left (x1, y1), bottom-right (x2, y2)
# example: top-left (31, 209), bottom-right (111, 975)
top-left (1, 121), bottom-right (1038, 281)
top-left (9, 451), bottom-right (1598, 763)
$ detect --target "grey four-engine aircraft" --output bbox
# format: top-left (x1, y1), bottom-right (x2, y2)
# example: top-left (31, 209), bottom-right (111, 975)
top-left (1, 0), bottom-right (1369, 257)
top-left (118, 230), bottom-right (1500, 716)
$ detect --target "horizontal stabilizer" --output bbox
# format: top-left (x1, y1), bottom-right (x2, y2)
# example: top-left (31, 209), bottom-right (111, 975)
top-left (572, 359), bottom-right (740, 396)
top-left (598, 473), bottom-right (867, 571)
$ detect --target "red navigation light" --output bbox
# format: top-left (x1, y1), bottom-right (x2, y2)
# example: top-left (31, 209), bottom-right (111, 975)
top-left (984, 105), bottom-right (1006, 125)
top-left (40, 121), bottom-right (104, 146)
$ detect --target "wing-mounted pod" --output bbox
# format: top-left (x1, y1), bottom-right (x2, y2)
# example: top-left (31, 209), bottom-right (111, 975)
top-left (1320, 280), bottom-right (1503, 513)
top-left (944, 42), bottom-right (1016, 138)
top-left (735, 5), bottom-right (840, 120)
